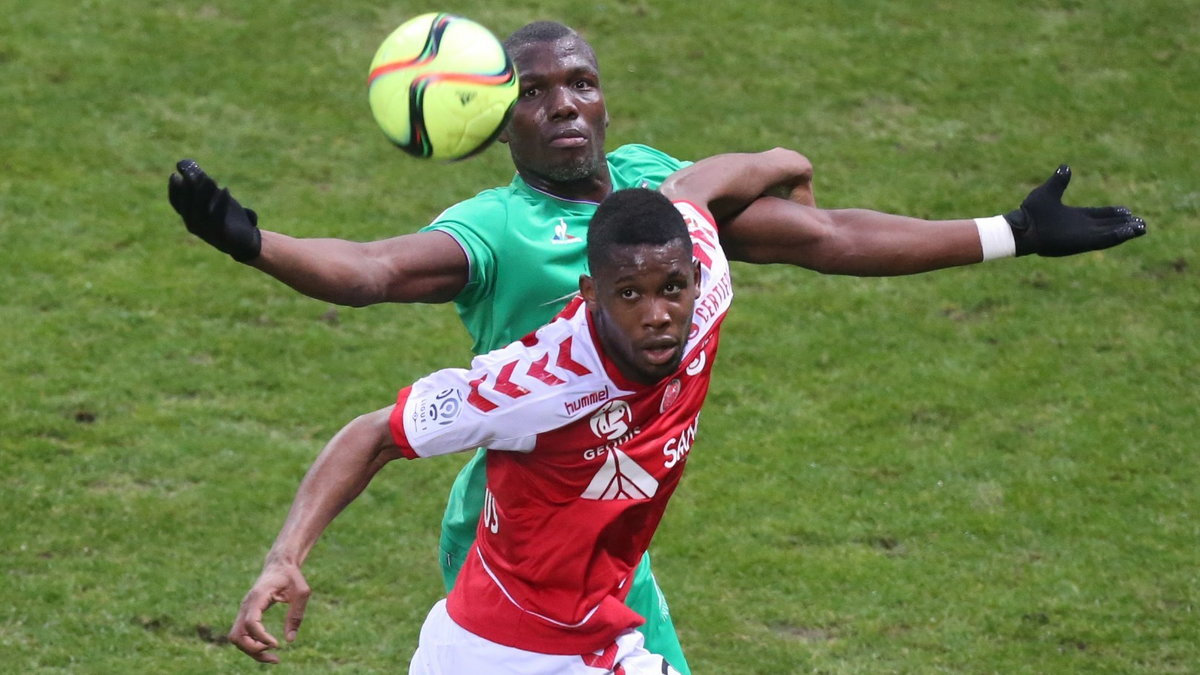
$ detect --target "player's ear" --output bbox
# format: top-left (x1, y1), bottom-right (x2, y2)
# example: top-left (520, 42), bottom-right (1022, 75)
top-left (579, 274), bottom-right (596, 304)
top-left (498, 127), bottom-right (510, 144)
top-left (692, 260), bottom-right (701, 296)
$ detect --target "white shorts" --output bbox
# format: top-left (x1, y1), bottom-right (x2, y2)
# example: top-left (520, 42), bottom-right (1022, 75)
top-left (409, 599), bottom-right (680, 675)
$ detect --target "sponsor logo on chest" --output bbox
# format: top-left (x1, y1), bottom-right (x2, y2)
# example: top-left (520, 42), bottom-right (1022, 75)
top-left (582, 400), bottom-right (640, 460)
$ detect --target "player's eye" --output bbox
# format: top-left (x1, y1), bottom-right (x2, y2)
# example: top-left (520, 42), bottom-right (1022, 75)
top-left (619, 288), bottom-right (638, 300)
top-left (521, 87), bottom-right (540, 98)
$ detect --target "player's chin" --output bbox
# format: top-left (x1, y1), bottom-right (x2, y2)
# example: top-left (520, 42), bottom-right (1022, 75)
top-left (637, 348), bottom-right (682, 380)
top-left (543, 154), bottom-right (601, 182)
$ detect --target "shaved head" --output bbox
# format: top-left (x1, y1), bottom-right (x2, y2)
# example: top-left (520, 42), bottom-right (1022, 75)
top-left (505, 21), bottom-right (587, 55)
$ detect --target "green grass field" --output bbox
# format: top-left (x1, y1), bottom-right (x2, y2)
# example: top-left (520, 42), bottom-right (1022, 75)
top-left (2, 0), bottom-right (1196, 672)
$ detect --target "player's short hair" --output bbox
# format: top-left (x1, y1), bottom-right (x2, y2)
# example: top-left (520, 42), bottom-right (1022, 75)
top-left (588, 189), bottom-right (690, 275)
top-left (504, 21), bottom-right (597, 65)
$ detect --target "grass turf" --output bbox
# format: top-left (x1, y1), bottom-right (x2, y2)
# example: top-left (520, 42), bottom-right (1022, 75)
top-left (1, 0), bottom-right (1196, 672)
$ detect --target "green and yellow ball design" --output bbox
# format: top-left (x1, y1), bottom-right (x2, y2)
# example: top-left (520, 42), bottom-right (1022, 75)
top-left (367, 13), bottom-right (518, 160)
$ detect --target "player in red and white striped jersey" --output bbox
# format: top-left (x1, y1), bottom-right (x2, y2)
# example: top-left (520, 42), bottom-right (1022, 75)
top-left (391, 195), bottom-right (727, 659)
top-left (230, 188), bottom-right (722, 673)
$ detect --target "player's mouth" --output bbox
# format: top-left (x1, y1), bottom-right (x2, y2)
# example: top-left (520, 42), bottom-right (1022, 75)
top-left (641, 339), bottom-right (679, 366)
top-left (549, 129), bottom-right (588, 148)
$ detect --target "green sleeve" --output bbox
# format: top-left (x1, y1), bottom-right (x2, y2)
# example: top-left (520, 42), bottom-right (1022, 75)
top-left (418, 192), bottom-right (507, 311)
top-left (607, 144), bottom-right (692, 190)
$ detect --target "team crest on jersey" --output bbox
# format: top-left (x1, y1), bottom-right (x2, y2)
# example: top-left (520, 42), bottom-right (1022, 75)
top-left (551, 218), bottom-right (582, 244)
top-left (589, 400), bottom-right (632, 440)
top-left (660, 378), bottom-right (681, 413)
top-left (412, 387), bottom-right (464, 433)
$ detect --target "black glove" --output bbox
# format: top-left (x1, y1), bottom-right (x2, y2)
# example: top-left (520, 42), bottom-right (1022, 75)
top-left (168, 159), bottom-right (262, 262)
top-left (1004, 165), bottom-right (1146, 257)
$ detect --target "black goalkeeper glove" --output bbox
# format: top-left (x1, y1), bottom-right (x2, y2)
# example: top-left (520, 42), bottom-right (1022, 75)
top-left (1004, 165), bottom-right (1146, 257)
top-left (167, 159), bottom-right (262, 262)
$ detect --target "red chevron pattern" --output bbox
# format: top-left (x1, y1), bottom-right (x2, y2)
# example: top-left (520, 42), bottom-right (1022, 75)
top-left (493, 360), bottom-right (532, 399)
top-left (527, 354), bottom-right (566, 386)
top-left (467, 375), bottom-right (498, 412)
top-left (555, 336), bottom-right (592, 376)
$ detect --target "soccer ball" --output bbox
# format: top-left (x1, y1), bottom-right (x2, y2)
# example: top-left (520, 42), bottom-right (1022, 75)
top-left (367, 13), bottom-right (518, 160)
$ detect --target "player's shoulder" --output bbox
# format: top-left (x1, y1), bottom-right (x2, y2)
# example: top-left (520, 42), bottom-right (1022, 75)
top-left (475, 299), bottom-right (594, 374)
top-left (607, 144), bottom-right (690, 174)
top-left (467, 300), bottom-right (620, 414)
top-left (425, 184), bottom-right (516, 231)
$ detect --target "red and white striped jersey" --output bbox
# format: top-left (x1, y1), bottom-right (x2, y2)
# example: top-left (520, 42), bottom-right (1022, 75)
top-left (388, 201), bottom-right (732, 655)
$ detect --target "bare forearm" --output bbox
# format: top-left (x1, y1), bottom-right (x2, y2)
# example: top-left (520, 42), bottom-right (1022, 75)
top-left (251, 232), bottom-right (390, 306)
top-left (817, 209), bottom-right (983, 275)
top-left (265, 409), bottom-right (400, 567)
top-left (722, 197), bottom-right (985, 275)
top-left (250, 230), bottom-right (468, 306)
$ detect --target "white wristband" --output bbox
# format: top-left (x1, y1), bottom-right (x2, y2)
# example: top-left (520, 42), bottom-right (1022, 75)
top-left (974, 215), bottom-right (1016, 261)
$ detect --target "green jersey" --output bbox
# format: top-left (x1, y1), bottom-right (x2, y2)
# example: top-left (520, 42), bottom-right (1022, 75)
top-left (422, 144), bottom-right (688, 356)
top-left (420, 144), bottom-right (692, 673)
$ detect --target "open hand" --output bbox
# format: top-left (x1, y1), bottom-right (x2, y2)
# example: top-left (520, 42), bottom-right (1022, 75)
top-left (228, 561), bottom-right (311, 664)
top-left (1005, 165), bottom-right (1146, 257)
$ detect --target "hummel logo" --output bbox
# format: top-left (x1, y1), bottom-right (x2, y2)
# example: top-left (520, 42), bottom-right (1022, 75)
top-left (565, 387), bottom-right (610, 415)
top-left (581, 448), bottom-right (659, 500)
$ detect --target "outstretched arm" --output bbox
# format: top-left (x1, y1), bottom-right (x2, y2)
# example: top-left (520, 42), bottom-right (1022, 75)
top-left (720, 201), bottom-right (982, 274)
top-left (168, 160), bottom-right (468, 305)
top-left (719, 165), bottom-right (1147, 275)
top-left (251, 230), bottom-right (468, 305)
top-left (228, 407), bottom-right (402, 664)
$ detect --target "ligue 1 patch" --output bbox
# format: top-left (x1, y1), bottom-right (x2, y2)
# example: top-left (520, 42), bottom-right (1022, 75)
top-left (660, 378), bottom-right (682, 413)
top-left (413, 387), bottom-right (464, 433)
top-left (433, 388), bottom-right (463, 425)
top-left (685, 351), bottom-right (706, 376)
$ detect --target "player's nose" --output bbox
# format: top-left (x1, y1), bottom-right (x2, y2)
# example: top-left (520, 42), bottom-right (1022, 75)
top-left (547, 85), bottom-right (579, 120)
top-left (642, 298), bottom-right (672, 329)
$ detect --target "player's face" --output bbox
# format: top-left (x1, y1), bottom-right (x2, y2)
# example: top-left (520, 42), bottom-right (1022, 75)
top-left (581, 241), bottom-right (700, 385)
top-left (501, 36), bottom-right (609, 193)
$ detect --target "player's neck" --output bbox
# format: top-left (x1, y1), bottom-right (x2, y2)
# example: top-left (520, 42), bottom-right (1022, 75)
top-left (522, 169), bottom-right (613, 204)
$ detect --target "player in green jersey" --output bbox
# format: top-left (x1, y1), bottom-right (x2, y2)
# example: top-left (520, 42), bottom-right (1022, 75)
top-left (169, 20), bottom-right (1144, 672)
